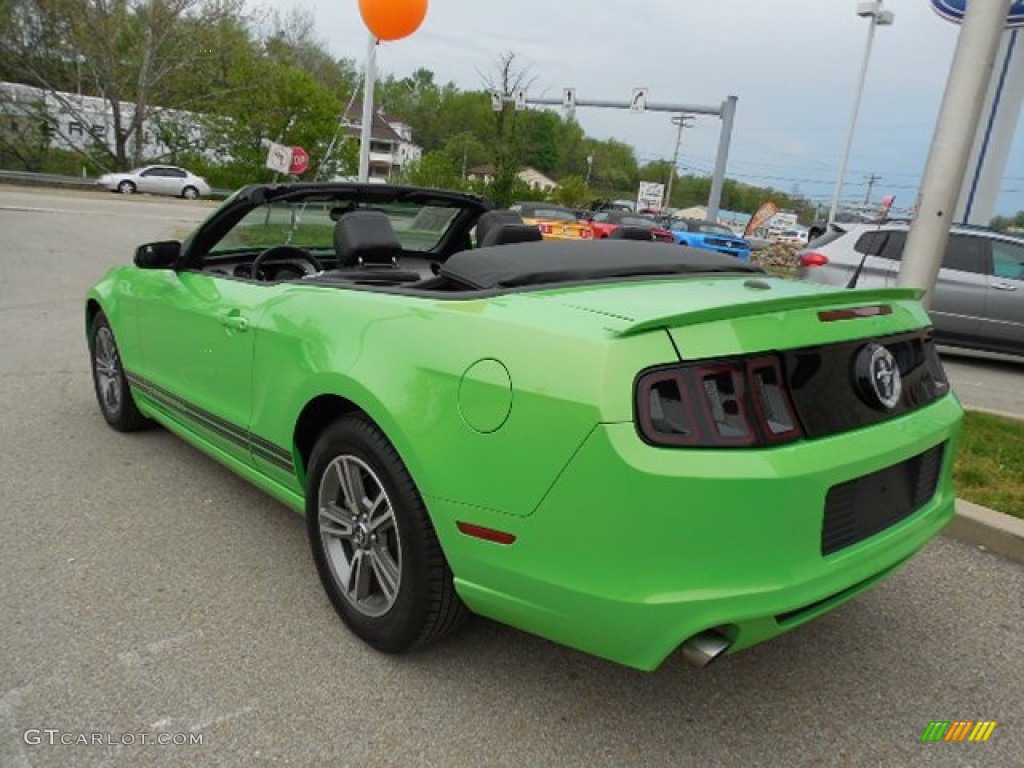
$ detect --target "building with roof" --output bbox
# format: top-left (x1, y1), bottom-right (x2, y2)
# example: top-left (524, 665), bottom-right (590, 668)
top-left (341, 108), bottom-right (422, 182)
top-left (466, 164), bottom-right (559, 192)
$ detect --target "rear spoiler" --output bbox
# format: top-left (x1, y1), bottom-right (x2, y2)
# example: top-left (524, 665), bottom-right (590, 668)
top-left (615, 286), bottom-right (925, 337)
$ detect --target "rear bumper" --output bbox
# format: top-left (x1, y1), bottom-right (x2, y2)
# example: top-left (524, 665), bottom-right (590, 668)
top-left (541, 232), bottom-right (591, 241)
top-left (433, 394), bottom-right (963, 670)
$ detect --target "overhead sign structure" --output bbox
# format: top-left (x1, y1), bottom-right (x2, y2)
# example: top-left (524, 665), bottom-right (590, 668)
top-left (519, 90), bottom-right (739, 221)
top-left (637, 180), bottom-right (665, 212)
top-left (630, 87), bottom-right (648, 113)
top-left (931, 0), bottom-right (1024, 27)
top-left (265, 142), bottom-right (293, 174)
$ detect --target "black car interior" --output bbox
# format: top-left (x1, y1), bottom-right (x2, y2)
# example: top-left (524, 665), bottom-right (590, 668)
top-left (191, 186), bottom-right (757, 293)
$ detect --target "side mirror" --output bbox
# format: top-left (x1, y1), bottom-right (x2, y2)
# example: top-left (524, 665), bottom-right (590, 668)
top-left (134, 240), bottom-right (181, 269)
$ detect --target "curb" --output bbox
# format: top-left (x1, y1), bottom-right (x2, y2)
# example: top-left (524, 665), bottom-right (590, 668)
top-left (945, 499), bottom-right (1024, 564)
top-left (964, 406), bottom-right (1024, 423)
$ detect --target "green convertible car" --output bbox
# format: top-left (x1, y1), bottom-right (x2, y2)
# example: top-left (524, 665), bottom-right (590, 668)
top-left (86, 183), bottom-right (962, 671)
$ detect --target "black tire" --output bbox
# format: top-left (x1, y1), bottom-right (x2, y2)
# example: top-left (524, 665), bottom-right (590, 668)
top-left (182, 186), bottom-right (199, 200)
top-left (89, 311), bottom-right (151, 432)
top-left (306, 415), bottom-right (466, 653)
top-left (117, 180), bottom-right (136, 194)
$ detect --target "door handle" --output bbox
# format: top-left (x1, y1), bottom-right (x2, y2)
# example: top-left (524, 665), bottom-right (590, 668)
top-left (992, 282), bottom-right (1018, 291)
top-left (219, 310), bottom-right (249, 331)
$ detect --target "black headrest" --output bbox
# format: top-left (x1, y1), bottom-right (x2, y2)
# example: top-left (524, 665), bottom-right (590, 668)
top-left (334, 210), bottom-right (402, 267)
top-left (609, 226), bottom-right (654, 241)
top-left (475, 210), bottom-right (525, 245)
top-left (480, 223), bottom-right (544, 247)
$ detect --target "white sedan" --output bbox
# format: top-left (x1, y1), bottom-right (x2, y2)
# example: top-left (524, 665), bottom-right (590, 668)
top-left (97, 165), bottom-right (211, 199)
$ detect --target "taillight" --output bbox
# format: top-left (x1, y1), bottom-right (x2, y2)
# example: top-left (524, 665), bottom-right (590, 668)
top-left (539, 224), bottom-right (552, 234)
top-left (799, 252), bottom-right (829, 267)
top-left (746, 356), bottom-right (801, 442)
top-left (636, 355), bottom-right (804, 448)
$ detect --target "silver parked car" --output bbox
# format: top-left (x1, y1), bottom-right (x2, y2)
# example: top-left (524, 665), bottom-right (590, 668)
top-left (97, 165), bottom-right (211, 199)
top-left (797, 222), bottom-right (1024, 357)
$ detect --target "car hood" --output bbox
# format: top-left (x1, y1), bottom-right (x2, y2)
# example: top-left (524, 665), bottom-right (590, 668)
top-left (527, 276), bottom-right (923, 337)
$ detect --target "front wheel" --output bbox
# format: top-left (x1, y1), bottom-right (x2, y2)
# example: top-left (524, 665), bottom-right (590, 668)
top-left (89, 312), bottom-right (151, 431)
top-left (306, 416), bottom-right (466, 653)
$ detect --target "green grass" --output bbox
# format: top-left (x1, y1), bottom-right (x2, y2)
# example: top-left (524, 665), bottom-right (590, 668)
top-left (955, 410), bottom-right (1024, 519)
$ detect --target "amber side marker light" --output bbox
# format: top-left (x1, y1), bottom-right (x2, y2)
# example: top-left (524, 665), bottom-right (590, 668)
top-left (818, 305), bottom-right (893, 322)
top-left (457, 522), bottom-right (517, 545)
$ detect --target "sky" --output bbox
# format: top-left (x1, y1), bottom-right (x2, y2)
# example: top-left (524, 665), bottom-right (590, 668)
top-left (267, 0), bottom-right (1024, 216)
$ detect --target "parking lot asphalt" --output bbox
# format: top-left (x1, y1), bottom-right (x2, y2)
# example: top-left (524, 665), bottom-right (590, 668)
top-left (1, 186), bottom-right (1022, 767)
top-left (939, 351), bottom-right (1024, 420)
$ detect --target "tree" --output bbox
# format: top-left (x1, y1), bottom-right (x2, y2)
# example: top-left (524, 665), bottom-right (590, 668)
top-left (990, 211), bottom-right (1024, 231)
top-left (402, 150), bottom-right (460, 189)
top-left (479, 51), bottom-right (536, 207)
top-left (552, 175), bottom-right (588, 208)
top-left (0, 0), bottom-right (244, 170)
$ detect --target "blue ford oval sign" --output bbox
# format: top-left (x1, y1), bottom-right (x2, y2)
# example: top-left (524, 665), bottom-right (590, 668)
top-left (931, 0), bottom-right (1024, 28)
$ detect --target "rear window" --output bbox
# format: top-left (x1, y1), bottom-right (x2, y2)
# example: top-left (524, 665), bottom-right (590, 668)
top-left (853, 229), bottom-right (906, 260)
top-left (621, 216), bottom-right (657, 227)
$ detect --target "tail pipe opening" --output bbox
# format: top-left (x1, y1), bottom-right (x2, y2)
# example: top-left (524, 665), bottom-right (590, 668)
top-left (680, 630), bottom-right (732, 667)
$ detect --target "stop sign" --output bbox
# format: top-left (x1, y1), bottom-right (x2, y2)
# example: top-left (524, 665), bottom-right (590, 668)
top-left (289, 146), bottom-right (309, 175)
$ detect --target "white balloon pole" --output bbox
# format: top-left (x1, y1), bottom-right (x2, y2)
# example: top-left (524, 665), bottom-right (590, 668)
top-left (357, 32), bottom-right (377, 183)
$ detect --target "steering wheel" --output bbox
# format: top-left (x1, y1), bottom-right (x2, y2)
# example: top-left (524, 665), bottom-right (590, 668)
top-left (252, 245), bottom-right (324, 281)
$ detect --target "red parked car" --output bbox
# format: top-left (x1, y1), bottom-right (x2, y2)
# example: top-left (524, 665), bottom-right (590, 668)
top-left (586, 210), bottom-right (675, 243)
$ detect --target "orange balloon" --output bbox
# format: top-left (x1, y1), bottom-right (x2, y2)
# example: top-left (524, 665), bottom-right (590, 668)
top-left (358, 0), bottom-right (429, 42)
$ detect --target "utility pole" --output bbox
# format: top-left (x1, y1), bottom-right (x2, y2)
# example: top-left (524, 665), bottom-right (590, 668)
top-left (863, 172), bottom-right (881, 204)
top-left (664, 114), bottom-right (693, 211)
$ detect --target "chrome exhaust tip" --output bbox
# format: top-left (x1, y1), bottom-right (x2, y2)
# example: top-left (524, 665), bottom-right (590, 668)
top-left (680, 630), bottom-right (731, 667)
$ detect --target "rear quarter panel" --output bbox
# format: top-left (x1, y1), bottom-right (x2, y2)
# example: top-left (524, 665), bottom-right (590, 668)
top-left (247, 286), bottom-right (677, 517)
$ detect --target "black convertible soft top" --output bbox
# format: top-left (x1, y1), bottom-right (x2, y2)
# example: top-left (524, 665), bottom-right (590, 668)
top-left (439, 240), bottom-right (763, 290)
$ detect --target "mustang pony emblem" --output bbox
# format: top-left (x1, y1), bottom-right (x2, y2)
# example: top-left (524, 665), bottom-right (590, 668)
top-left (857, 342), bottom-right (902, 410)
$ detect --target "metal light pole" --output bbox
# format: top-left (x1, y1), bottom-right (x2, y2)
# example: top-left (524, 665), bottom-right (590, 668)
top-left (706, 95), bottom-right (737, 221)
top-left (357, 32), bottom-right (377, 183)
top-left (585, 154), bottom-right (593, 185)
top-left (827, 2), bottom-right (894, 229)
top-left (664, 114), bottom-right (693, 211)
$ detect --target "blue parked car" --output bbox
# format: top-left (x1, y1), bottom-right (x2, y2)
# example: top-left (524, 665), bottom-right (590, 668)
top-left (663, 217), bottom-right (751, 261)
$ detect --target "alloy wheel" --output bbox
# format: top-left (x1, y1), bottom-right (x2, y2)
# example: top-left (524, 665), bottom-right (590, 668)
top-left (317, 455), bottom-right (402, 618)
top-left (93, 326), bottom-right (122, 415)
